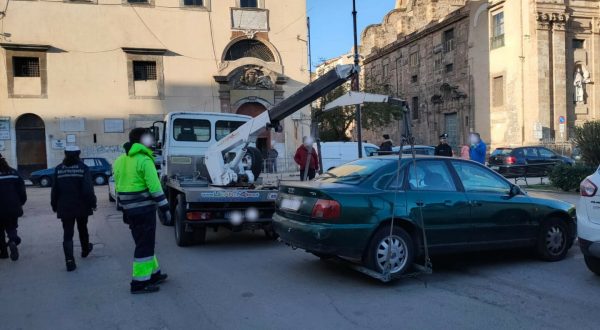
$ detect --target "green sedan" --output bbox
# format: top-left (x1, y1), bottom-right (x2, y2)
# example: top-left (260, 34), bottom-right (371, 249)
top-left (273, 156), bottom-right (577, 276)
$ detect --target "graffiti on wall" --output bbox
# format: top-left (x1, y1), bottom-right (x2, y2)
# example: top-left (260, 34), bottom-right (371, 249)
top-left (82, 145), bottom-right (124, 158)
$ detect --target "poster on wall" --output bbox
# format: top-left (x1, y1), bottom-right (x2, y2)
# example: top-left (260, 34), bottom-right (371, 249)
top-left (52, 139), bottom-right (66, 150)
top-left (0, 117), bottom-right (10, 140)
top-left (104, 119), bottom-right (124, 133)
top-left (60, 117), bottom-right (86, 132)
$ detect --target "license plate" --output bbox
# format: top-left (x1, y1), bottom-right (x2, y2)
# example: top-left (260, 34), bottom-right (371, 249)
top-left (280, 198), bottom-right (302, 211)
top-left (491, 166), bottom-right (499, 171)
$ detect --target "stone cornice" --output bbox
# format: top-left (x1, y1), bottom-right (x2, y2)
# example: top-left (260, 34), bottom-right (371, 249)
top-left (536, 11), bottom-right (570, 30)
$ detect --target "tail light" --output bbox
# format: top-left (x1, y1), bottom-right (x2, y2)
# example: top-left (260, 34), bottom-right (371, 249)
top-left (581, 179), bottom-right (597, 197)
top-left (187, 212), bottom-right (212, 221)
top-left (505, 156), bottom-right (516, 164)
top-left (311, 199), bottom-right (341, 219)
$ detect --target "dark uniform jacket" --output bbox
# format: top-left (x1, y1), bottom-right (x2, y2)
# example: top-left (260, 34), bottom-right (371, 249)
top-left (0, 168), bottom-right (27, 219)
top-left (51, 162), bottom-right (97, 219)
top-left (435, 143), bottom-right (453, 157)
top-left (379, 140), bottom-right (393, 154)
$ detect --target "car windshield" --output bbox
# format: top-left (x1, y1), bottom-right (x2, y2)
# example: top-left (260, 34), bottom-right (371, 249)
top-left (492, 148), bottom-right (512, 156)
top-left (318, 158), bottom-right (393, 184)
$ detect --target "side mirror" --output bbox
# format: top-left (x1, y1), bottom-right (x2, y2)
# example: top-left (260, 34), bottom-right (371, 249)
top-left (509, 185), bottom-right (520, 196)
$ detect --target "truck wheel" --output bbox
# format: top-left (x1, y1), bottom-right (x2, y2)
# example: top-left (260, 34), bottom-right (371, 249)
top-left (175, 195), bottom-right (194, 247)
top-left (245, 147), bottom-right (264, 180)
top-left (584, 255), bottom-right (600, 276)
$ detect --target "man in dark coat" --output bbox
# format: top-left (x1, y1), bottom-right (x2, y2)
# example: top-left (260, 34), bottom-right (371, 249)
top-left (434, 133), bottom-right (453, 157)
top-left (51, 146), bottom-right (97, 272)
top-left (379, 134), bottom-right (393, 155)
top-left (0, 153), bottom-right (27, 261)
top-left (294, 137), bottom-right (319, 181)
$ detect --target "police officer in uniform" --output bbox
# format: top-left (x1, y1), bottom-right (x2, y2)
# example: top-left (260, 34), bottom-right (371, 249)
top-left (434, 133), bottom-right (453, 157)
top-left (0, 153), bottom-right (27, 261)
top-left (51, 146), bottom-right (97, 271)
top-left (114, 128), bottom-right (170, 294)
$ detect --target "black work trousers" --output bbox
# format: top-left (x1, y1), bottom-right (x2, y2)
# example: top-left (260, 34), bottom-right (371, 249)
top-left (0, 217), bottom-right (21, 248)
top-left (300, 168), bottom-right (316, 181)
top-left (128, 210), bottom-right (156, 262)
top-left (61, 217), bottom-right (90, 246)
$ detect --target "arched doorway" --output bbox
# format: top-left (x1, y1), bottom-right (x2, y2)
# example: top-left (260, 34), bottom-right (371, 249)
top-left (237, 102), bottom-right (270, 158)
top-left (16, 114), bottom-right (47, 178)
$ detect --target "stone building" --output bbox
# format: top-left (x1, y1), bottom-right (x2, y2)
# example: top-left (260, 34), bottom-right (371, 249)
top-left (489, 0), bottom-right (600, 149)
top-left (0, 0), bottom-right (309, 176)
top-left (360, 0), bottom-right (490, 150)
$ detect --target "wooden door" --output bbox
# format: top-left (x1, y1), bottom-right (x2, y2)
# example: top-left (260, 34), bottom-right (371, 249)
top-left (16, 114), bottom-right (47, 178)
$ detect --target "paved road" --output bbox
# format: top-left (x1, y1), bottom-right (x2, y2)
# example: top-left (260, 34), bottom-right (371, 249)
top-left (1, 187), bottom-right (598, 330)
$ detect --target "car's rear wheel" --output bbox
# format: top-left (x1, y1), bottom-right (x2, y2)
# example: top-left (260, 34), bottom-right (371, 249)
top-left (584, 255), bottom-right (600, 276)
top-left (536, 218), bottom-right (569, 261)
top-left (365, 226), bottom-right (414, 276)
top-left (94, 175), bottom-right (107, 186)
top-left (39, 176), bottom-right (51, 188)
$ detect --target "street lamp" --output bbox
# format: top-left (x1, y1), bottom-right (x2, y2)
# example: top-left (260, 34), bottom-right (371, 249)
top-left (352, 0), bottom-right (363, 158)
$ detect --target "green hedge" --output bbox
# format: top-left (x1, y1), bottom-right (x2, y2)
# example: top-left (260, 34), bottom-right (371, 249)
top-left (549, 164), bottom-right (596, 192)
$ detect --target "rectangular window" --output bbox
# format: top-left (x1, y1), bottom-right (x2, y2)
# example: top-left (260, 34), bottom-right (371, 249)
top-left (133, 61), bottom-right (157, 81)
top-left (184, 0), bottom-right (203, 5)
top-left (445, 63), bottom-right (454, 73)
top-left (215, 120), bottom-right (246, 141)
top-left (409, 52), bottom-right (419, 67)
top-left (411, 75), bottom-right (418, 83)
top-left (443, 28), bottom-right (455, 52)
top-left (411, 96), bottom-right (419, 120)
top-left (173, 118), bottom-right (211, 142)
top-left (491, 12), bottom-right (505, 49)
top-left (492, 76), bottom-right (504, 107)
top-left (383, 63), bottom-right (389, 80)
top-left (13, 57), bottom-right (40, 77)
top-left (240, 0), bottom-right (257, 7)
top-left (573, 39), bottom-right (585, 49)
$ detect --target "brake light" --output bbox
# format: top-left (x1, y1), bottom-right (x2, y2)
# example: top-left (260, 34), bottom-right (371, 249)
top-left (311, 199), bottom-right (341, 219)
top-left (505, 156), bottom-right (516, 164)
top-left (187, 212), bottom-right (212, 221)
top-left (581, 179), bottom-right (597, 197)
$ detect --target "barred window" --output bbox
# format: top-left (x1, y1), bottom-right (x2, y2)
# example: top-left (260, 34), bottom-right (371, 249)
top-left (13, 57), bottom-right (40, 77)
top-left (184, 0), bottom-right (203, 6)
top-left (133, 61), bottom-right (157, 81)
top-left (225, 39), bottom-right (275, 62)
top-left (443, 28), bottom-right (455, 53)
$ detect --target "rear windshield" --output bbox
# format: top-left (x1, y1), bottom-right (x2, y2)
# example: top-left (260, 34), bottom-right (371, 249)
top-left (319, 158), bottom-right (393, 184)
top-left (173, 119), bottom-right (210, 142)
top-left (491, 149), bottom-right (512, 156)
top-left (215, 120), bottom-right (246, 141)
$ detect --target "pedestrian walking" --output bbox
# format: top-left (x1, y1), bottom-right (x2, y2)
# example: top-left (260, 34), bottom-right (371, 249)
top-left (469, 132), bottom-right (487, 164)
top-left (114, 128), bottom-right (170, 294)
top-left (460, 145), bottom-right (470, 160)
top-left (294, 136), bottom-right (319, 181)
top-left (0, 153), bottom-right (27, 261)
top-left (379, 134), bottom-right (393, 155)
top-left (267, 144), bottom-right (278, 173)
top-left (434, 133), bottom-right (453, 157)
top-left (51, 146), bottom-right (97, 272)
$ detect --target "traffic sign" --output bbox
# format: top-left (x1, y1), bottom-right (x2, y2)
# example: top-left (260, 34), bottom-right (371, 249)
top-left (559, 116), bottom-right (566, 124)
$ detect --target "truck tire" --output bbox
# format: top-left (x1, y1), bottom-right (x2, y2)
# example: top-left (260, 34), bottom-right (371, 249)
top-left (245, 147), bottom-right (263, 180)
top-left (174, 195), bottom-right (194, 247)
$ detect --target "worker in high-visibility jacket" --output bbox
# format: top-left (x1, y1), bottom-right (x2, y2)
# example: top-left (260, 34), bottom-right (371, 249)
top-left (114, 128), bottom-right (170, 294)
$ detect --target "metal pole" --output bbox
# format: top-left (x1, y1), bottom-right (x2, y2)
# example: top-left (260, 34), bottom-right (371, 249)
top-left (352, 0), bottom-right (363, 158)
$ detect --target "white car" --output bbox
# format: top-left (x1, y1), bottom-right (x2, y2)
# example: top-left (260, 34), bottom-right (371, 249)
top-left (577, 170), bottom-right (600, 275)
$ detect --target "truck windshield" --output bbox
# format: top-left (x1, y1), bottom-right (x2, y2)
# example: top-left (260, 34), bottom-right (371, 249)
top-left (216, 120), bottom-right (247, 141)
top-left (173, 119), bottom-right (210, 142)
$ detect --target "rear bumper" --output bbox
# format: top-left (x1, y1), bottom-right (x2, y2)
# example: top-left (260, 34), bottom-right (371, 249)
top-left (579, 238), bottom-right (600, 258)
top-left (185, 218), bottom-right (272, 229)
top-left (272, 213), bottom-right (373, 259)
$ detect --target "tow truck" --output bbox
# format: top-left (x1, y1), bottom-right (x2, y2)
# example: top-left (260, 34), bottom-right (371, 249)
top-left (151, 64), bottom-right (358, 246)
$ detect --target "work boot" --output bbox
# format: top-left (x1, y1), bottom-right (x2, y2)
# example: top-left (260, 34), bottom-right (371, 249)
top-left (130, 281), bottom-right (160, 295)
top-left (7, 241), bottom-right (18, 261)
top-left (63, 241), bottom-right (76, 272)
top-left (150, 272), bottom-right (168, 285)
top-left (81, 243), bottom-right (93, 258)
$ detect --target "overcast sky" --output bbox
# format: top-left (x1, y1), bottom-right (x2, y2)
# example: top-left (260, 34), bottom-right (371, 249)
top-left (306, 0), bottom-right (396, 68)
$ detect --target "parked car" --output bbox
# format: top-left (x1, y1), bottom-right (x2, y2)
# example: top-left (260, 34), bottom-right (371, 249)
top-left (488, 146), bottom-right (574, 178)
top-left (391, 145), bottom-right (435, 156)
top-left (319, 142), bottom-right (379, 171)
top-left (274, 156), bottom-right (576, 276)
top-left (577, 170), bottom-right (600, 275)
top-left (30, 157), bottom-right (112, 187)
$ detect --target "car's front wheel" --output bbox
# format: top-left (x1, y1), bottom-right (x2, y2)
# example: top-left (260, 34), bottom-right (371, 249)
top-left (365, 226), bottom-right (414, 276)
top-left (536, 218), bottom-right (569, 261)
top-left (584, 255), bottom-right (600, 276)
top-left (39, 176), bottom-right (51, 188)
top-left (94, 175), bottom-right (107, 186)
